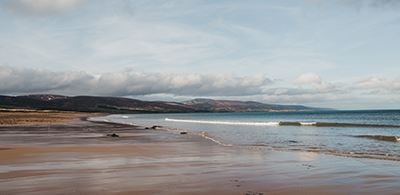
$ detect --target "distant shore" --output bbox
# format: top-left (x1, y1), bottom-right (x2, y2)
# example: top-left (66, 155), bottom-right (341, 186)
top-left (0, 109), bottom-right (98, 126)
top-left (0, 110), bottom-right (399, 194)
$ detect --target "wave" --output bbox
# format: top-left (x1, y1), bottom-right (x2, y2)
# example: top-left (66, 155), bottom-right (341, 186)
top-left (165, 118), bottom-right (280, 126)
top-left (355, 135), bottom-right (400, 142)
top-left (165, 118), bottom-right (400, 128)
top-left (89, 116), bottom-right (400, 161)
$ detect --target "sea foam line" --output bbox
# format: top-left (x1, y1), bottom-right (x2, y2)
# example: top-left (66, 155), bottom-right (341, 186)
top-left (199, 132), bottom-right (233, 147)
top-left (165, 118), bottom-right (279, 126)
top-left (165, 118), bottom-right (400, 128)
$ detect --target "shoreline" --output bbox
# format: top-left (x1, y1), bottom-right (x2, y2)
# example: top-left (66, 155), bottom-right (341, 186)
top-left (87, 116), bottom-right (235, 147)
top-left (91, 114), bottom-right (400, 162)
top-left (1, 112), bottom-right (400, 194)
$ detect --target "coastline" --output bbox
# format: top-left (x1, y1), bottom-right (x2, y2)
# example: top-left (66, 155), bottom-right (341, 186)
top-left (93, 115), bottom-right (400, 162)
top-left (1, 112), bottom-right (400, 194)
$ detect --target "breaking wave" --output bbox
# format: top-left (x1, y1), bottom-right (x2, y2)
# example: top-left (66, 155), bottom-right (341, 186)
top-left (165, 118), bottom-right (280, 126)
top-left (90, 115), bottom-right (400, 161)
top-left (165, 118), bottom-right (400, 128)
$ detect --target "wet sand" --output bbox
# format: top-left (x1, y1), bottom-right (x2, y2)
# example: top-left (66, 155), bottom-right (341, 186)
top-left (1, 112), bottom-right (400, 194)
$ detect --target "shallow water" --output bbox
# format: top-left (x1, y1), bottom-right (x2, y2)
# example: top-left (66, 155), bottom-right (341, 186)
top-left (93, 110), bottom-right (400, 161)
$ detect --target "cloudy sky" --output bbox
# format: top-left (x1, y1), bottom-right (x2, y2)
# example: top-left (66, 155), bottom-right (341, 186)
top-left (1, 0), bottom-right (400, 109)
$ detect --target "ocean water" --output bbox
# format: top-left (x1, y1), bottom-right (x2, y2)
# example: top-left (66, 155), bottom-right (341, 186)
top-left (92, 110), bottom-right (400, 161)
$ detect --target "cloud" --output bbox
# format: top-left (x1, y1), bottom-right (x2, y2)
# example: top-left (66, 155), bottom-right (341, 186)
top-left (0, 66), bottom-right (93, 94)
top-left (294, 73), bottom-right (339, 92)
top-left (1, 66), bottom-right (399, 109)
top-left (3, 0), bottom-right (86, 15)
top-left (0, 66), bottom-right (271, 96)
top-left (356, 0), bottom-right (400, 9)
top-left (83, 16), bottom-right (236, 71)
top-left (355, 77), bottom-right (400, 94)
top-left (295, 73), bottom-right (322, 85)
top-left (309, 0), bottom-right (400, 9)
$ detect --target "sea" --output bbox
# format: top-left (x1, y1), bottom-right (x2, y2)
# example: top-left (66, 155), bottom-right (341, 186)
top-left (91, 110), bottom-right (400, 161)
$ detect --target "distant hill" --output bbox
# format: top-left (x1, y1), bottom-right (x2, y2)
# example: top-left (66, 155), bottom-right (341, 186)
top-left (184, 98), bottom-right (315, 112)
top-left (0, 95), bottom-right (321, 113)
top-left (0, 95), bottom-right (194, 113)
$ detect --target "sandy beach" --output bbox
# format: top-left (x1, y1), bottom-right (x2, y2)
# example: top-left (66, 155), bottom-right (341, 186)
top-left (0, 111), bottom-right (400, 195)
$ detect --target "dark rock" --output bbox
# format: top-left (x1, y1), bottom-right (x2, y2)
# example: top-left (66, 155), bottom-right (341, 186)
top-left (107, 133), bottom-right (119, 137)
top-left (151, 125), bottom-right (162, 129)
top-left (144, 127), bottom-right (150, 129)
top-left (180, 131), bottom-right (188, 135)
top-left (302, 164), bottom-right (315, 169)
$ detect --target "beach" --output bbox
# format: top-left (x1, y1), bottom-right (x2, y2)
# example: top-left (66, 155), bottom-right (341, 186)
top-left (1, 111), bottom-right (400, 194)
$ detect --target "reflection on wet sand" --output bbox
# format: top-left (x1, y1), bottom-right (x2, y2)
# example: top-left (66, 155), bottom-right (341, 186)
top-left (296, 151), bottom-right (319, 161)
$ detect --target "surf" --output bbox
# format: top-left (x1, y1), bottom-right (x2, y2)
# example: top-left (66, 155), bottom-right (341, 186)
top-left (165, 118), bottom-right (400, 128)
top-left (165, 118), bottom-right (280, 126)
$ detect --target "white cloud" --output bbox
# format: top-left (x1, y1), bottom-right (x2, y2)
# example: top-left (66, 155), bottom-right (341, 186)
top-left (295, 73), bottom-right (322, 85)
top-left (1, 66), bottom-right (399, 109)
top-left (3, 0), bottom-right (86, 15)
top-left (82, 16), bottom-right (237, 72)
top-left (0, 0), bottom-right (399, 109)
top-left (0, 66), bottom-right (93, 94)
top-left (0, 66), bottom-right (271, 96)
top-left (355, 77), bottom-right (400, 93)
top-left (294, 73), bottom-right (339, 92)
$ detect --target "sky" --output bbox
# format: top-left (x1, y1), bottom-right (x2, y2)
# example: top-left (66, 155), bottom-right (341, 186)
top-left (0, 0), bottom-right (400, 109)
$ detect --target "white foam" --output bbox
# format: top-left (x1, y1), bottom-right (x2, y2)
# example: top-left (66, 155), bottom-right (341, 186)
top-left (165, 118), bottom-right (279, 126)
top-left (299, 122), bottom-right (317, 126)
top-left (199, 132), bottom-right (233, 147)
